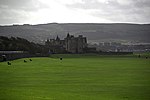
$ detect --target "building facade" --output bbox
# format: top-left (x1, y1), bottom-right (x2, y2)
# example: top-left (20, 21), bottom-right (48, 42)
top-left (45, 33), bottom-right (87, 53)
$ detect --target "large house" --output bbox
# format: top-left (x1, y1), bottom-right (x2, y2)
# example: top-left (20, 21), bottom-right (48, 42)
top-left (45, 33), bottom-right (87, 53)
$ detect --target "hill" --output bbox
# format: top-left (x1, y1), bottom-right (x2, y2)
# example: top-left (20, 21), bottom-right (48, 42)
top-left (0, 23), bottom-right (150, 44)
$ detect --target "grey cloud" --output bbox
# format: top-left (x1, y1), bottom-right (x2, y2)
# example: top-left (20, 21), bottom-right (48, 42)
top-left (0, 0), bottom-right (49, 11)
top-left (0, 0), bottom-right (49, 24)
top-left (0, 0), bottom-right (150, 24)
top-left (134, 0), bottom-right (150, 8)
top-left (0, 0), bottom-right (29, 7)
top-left (66, 0), bottom-right (150, 23)
top-left (0, 8), bottom-right (30, 24)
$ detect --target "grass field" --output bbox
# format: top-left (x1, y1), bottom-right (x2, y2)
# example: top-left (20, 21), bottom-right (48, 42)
top-left (0, 54), bottom-right (150, 100)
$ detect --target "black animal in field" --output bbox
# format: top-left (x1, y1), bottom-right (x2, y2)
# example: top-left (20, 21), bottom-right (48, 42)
top-left (24, 60), bottom-right (27, 62)
top-left (7, 62), bottom-right (11, 65)
top-left (60, 57), bottom-right (63, 60)
top-left (29, 59), bottom-right (32, 61)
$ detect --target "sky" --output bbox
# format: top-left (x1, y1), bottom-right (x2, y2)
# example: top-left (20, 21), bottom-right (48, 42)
top-left (0, 0), bottom-right (150, 25)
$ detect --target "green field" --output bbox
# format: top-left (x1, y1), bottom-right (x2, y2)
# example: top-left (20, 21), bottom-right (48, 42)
top-left (0, 54), bottom-right (150, 100)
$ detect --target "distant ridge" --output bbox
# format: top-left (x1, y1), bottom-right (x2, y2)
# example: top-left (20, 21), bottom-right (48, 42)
top-left (0, 23), bottom-right (150, 44)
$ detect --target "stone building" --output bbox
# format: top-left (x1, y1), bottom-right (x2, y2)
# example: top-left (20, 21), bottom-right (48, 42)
top-left (45, 33), bottom-right (87, 53)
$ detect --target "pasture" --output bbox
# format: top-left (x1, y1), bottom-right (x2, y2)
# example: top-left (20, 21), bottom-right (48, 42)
top-left (0, 54), bottom-right (150, 100)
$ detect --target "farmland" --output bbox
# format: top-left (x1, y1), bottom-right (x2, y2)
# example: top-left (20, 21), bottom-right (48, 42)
top-left (0, 54), bottom-right (150, 100)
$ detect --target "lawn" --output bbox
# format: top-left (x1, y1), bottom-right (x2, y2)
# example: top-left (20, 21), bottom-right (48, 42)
top-left (0, 54), bottom-right (150, 100)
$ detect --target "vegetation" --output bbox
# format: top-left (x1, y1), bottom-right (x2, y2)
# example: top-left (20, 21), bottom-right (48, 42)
top-left (0, 36), bottom-right (48, 54)
top-left (0, 55), bottom-right (150, 100)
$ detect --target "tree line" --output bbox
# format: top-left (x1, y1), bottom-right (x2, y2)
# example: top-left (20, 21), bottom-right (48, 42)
top-left (0, 36), bottom-right (48, 54)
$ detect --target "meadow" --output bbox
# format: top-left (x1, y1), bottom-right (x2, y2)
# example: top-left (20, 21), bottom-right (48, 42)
top-left (0, 54), bottom-right (150, 100)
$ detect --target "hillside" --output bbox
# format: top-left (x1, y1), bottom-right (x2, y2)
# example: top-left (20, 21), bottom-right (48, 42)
top-left (0, 23), bottom-right (150, 44)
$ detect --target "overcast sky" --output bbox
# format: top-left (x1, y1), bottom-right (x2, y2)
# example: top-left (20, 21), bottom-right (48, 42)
top-left (0, 0), bottom-right (150, 25)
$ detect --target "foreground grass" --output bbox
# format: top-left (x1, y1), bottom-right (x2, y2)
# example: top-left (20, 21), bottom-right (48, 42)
top-left (0, 55), bottom-right (150, 100)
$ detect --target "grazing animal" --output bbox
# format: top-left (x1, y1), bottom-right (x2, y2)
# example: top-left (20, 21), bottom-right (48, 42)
top-left (123, 96), bottom-right (129, 99)
top-left (29, 59), bottom-right (32, 61)
top-left (7, 62), bottom-right (11, 65)
top-left (60, 57), bottom-right (62, 60)
top-left (24, 60), bottom-right (27, 62)
top-left (146, 56), bottom-right (148, 59)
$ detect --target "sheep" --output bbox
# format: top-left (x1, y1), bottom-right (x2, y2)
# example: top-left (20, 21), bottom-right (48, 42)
top-left (7, 62), bottom-right (11, 65)
top-left (60, 57), bottom-right (63, 60)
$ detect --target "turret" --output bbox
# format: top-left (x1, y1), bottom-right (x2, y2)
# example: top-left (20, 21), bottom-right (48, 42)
top-left (56, 35), bottom-right (60, 41)
top-left (67, 33), bottom-right (70, 38)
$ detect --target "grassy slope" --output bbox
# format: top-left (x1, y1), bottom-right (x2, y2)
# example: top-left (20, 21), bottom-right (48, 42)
top-left (0, 55), bottom-right (150, 100)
